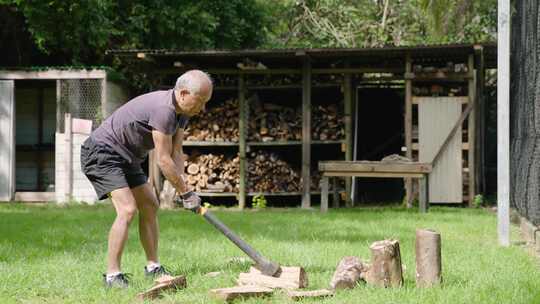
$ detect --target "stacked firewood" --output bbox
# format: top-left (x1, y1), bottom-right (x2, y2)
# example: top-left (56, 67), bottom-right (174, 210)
top-left (184, 99), bottom-right (239, 142)
top-left (312, 104), bottom-right (345, 140)
top-left (185, 153), bottom-right (240, 192)
top-left (249, 100), bottom-right (302, 142)
top-left (248, 150), bottom-right (300, 192)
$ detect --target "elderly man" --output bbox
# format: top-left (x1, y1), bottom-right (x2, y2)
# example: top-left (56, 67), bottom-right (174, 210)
top-left (81, 70), bottom-right (212, 288)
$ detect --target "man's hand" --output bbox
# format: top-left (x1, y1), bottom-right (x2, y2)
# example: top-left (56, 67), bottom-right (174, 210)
top-left (178, 191), bottom-right (201, 211)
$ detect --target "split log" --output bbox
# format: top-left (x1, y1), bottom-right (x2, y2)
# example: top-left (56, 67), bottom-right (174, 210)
top-left (187, 163), bottom-right (200, 175)
top-left (415, 229), bottom-right (442, 287)
top-left (286, 289), bottom-right (334, 301)
top-left (365, 239), bottom-right (404, 288)
top-left (184, 99), bottom-right (239, 142)
top-left (248, 100), bottom-right (301, 141)
top-left (248, 150), bottom-right (300, 192)
top-left (210, 286), bottom-right (273, 302)
top-left (312, 104), bottom-right (345, 141)
top-left (238, 266), bottom-right (308, 289)
top-left (329, 256), bottom-right (369, 289)
top-left (184, 153), bottom-right (240, 193)
top-left (137, 275), bottom-right (187, 300)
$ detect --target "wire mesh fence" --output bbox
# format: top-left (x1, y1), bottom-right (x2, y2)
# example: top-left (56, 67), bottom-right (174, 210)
top-left (57, 79), bottom-right (104, 133)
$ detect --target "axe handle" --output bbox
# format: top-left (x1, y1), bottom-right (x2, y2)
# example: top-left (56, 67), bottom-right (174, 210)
top-left (200, 208), bottom-right (267, 264)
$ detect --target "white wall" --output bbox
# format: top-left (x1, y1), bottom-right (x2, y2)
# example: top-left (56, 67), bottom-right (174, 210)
top-left (55, 132), bottom-right (98, 203)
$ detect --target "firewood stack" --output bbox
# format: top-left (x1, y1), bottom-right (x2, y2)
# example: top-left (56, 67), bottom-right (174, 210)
top-left (312, 104), bottom-right (344, 140)
top-left (185, 153), bottom-right (240, 192)
top-left (248, 150), bottom-right (300, 192)
top-left (184, 99), bottom-right (239, 142)
top-left (249, 100), bottom-right (302, 142)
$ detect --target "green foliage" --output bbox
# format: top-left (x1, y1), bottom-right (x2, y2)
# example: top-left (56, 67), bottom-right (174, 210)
top-left (0, 0), bottom-right (268, 65)
top-left (252, 194), bottom-right (267, 209)
top-left (262, 0), bottom-right (496, 49)
top-left (473, 194), bottom-right (486, 208)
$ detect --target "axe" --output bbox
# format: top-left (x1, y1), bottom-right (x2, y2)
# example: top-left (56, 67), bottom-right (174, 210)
top-left (191, 205), bottom-right (281, 277)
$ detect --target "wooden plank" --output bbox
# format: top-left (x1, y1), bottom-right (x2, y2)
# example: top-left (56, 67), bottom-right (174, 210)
top-left (210, 286), bottom-right (273, 302)
top-left (301, 57), bottom-right (311, 208)
top-left (137, 275), bottom-right (187, 300)
top-left (238, 75), bottom-right (247, 209)
top-left (344, 62), bottom-right (353, 207)
top-left (319, 161), bottom-right (432, 173)
top-left (468, 54), bottom-right (476, 206)
top-left (497, 0), bottom-right (510, 247)
top-left (0, 69), bottom-right (106, 80)
top-left (321, 176), bottom-right (329, 212)
top-left (419, 98), bottom-right (462, 203)
top-left (405, 55), bottom-right (413, 208)
top-left (238, 266), bottom-right (308, 289)
top-left (286, 289), bottom-right (334, 301)
top-left (323, 172), bottom-right (425, 178)
top-left (14, 192), bottom-right (55, 202)
top-left (418, 175), bottom-right (429, 213)
top-left (412, 96), bottom-right (468, 104)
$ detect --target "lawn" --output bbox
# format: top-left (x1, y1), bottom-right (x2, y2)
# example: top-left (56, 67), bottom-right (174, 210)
top-left (0, 203), bottom-right (539, 304)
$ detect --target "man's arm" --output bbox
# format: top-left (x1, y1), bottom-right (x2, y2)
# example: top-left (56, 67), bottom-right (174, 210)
top-left (152, 129), bottom-right (188, 194)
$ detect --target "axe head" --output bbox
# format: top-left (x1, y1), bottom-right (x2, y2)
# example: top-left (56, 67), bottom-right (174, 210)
top-left (256, 260), bottom-right (282, 277)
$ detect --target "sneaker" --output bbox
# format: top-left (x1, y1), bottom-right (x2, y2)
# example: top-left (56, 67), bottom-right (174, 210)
top-left (144, 265), bottom-right (171, 278)
top-left (103, 273), bottom-right (130, 288)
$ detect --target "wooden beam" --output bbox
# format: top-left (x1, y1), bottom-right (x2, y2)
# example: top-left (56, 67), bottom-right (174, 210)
top-left (319, 161), bottom-right (432, 173)
top-left (468, 54), bottom-right (476, 206)
top-left (323, 172), bottom-right (426, 178)
top-left (301, 57), bottom-right (312, 209)
top-left (14, 192), bottom-right (55, 202)
top-left (0, 69), bottom-right (106, 80)
top-left (412, 96), bottom-right (468, 104)
top-left (405, 55), bottom-right (413, 208)
top-left (344, 62), bottom-right (353, 207)
top-left (475, 45), bottom-right (486, 194)
top-left (497, 0), bottom-right (510, 247)
top-left (238, 75), bottom-right (247, 209)
top-left (157, 67), bottom-right (404, 76)
top-left (210, 286), bottom-right (273, 302)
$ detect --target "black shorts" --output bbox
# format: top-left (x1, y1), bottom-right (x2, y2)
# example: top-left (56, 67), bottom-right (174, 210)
top-left (81, 138), bottom-right (147, 200)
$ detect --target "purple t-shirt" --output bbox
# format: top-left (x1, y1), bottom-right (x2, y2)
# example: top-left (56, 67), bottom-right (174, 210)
top-left (91, 89), bottom-right (189, 164)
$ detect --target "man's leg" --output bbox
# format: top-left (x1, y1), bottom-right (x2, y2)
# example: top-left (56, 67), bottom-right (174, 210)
top-left (131, 183), bottom-right (160, 265)
top-left (107, 187), bottom-right (138, 274)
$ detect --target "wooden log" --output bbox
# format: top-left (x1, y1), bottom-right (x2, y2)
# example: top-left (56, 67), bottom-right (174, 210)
top-left (210, 286), bottom-right (273, 302)
top-left (286, 289), bottom-right (334, 301)
top-left (137, 275), bottom-right (187, 300)
top-left (365, 240), bottom-right (404, 288)
top-left (187, 163), bottom-right (200, 175)
top-left (415, 229), bottom-right (442, 287)
top-left (329, 256), bottom-right (369, 289)
top-left (238, 266), bottom-right (308, 289)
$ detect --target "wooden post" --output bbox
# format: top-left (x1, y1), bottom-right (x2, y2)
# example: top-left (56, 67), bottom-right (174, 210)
top-left (238, 74), bottom-right (247, 209)
top-left (474, 45), bottom-right (486, 194)
top-left (301, 58), bottom-right (312, 209)
top-left (332, 177), bottom-right (339, 208)
top-left (321, 176), bottom-right (329, 212)
top-left (405, 55), bottom-right (414, 208)
top-left (366, 239), bottom-right (403, 287)
top-left (419, 175), bottom-right (429, 213)
top-left (64, 113), bottom-right (72, 202)
top-left (467, 54), bottom-right (476, 206)
top-left (497, 0), bottom-right (510, 246)
top-left (415, 229), bottom-right (442, 287)
top-left (344, 62), bottom-right (353, 207)
top-left (37, 86), bottom-right (44, 191)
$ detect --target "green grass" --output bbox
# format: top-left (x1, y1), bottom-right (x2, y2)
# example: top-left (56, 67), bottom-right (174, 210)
top-left (0, 203), bottom-right (539, 304)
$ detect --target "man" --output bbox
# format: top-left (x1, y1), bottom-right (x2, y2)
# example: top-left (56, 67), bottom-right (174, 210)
top-left (80, 70), bottom-right (212, 288)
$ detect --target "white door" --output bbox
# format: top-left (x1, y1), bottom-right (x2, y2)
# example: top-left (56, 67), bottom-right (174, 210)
top-left (0, 80), bottom-right (15, 201)
top-left (419, 97), bottom-right (463, 203)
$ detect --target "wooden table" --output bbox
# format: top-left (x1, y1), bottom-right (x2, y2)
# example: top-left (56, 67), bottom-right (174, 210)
top-left (318, 161), bottom-right (433, 213)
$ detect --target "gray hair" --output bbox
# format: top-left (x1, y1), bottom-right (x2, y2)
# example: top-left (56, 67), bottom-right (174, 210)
top-left (174, 70), bottom-right (213, 95)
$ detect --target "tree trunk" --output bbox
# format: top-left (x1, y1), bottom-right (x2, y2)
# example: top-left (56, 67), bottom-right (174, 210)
top-left (365, 239), bottom-right (403, 287)
top-left (415, 229), bottom-right (442, 287)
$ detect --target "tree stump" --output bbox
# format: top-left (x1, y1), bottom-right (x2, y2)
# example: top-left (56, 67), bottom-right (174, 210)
top-left (415, 229), bottom-right (442, 287)
top-left (365, 239), bottom-right (403, 288)
top-left (329, 256), bottom-right (369, 289)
